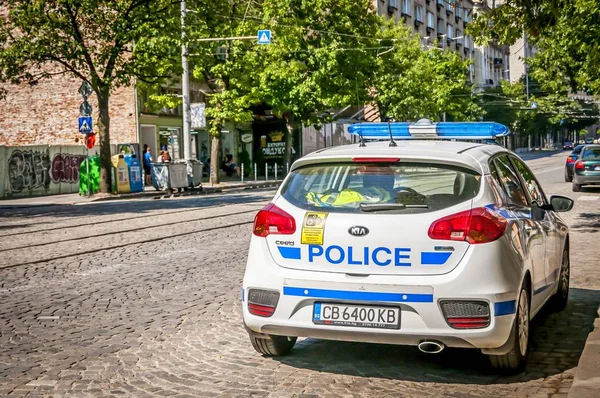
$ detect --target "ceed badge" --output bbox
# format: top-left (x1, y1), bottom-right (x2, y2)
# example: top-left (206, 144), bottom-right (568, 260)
top-left (301, 212), bottom-right (328, 245)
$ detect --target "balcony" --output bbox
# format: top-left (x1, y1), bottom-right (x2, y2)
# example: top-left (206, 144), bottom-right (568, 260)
top-left (493, 58), bottom-right (504, 68)
top-left (426, 25), bottom-right (435, 34)
top-left (415, 19), bottom-right (423, 28)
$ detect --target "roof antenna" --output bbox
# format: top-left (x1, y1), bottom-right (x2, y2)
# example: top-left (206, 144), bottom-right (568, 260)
top-left (358, 125), bottom-right (366, 147)
top-left (388, 120), bottom-right (397, 147)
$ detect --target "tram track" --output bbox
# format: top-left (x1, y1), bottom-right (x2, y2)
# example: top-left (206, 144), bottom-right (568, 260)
top-left (0, 208), bottom-right (260, 252)
top-left (1, 216), bottom-right (255, 270)
top-left (0, 192), bottom-right (272, 233)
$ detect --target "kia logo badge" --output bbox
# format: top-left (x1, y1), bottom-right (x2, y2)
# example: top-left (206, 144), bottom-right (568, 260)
top-left (348, 226), bottom-right (369, 237)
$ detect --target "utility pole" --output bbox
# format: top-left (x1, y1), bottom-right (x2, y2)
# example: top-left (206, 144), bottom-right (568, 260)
top-left (181, 0), bottom-right (192, 161)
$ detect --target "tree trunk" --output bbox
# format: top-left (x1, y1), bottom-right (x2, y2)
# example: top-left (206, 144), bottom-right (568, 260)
top-left (96, 88), bottom-right (112, 193)
top-left (284, 113), bottom-right (295, 171)
top-left (210, 133), bottom-right (220, 185)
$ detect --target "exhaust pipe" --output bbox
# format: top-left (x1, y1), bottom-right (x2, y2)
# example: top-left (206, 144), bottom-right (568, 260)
top-left (418, 340), bottom-right (445, 354)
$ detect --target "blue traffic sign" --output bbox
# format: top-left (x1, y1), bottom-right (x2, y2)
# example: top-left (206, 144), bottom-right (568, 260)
top-left (78, 116), bottom-right (93, 134)
top-left (258, 30), bottom-right (271, 45)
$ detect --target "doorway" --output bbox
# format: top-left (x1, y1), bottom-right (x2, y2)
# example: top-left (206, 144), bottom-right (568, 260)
top-left (140, 125), bottom-right (157, 155)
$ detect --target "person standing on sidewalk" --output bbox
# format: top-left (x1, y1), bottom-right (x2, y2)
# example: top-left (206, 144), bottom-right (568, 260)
top-left (144, 147), bottom-right (153, 186)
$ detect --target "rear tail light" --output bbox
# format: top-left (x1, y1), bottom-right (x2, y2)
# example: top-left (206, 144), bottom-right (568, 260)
top-left (567, 157), bottom-right (576, 164)
top-left (253, 203), bottom-right (296, 237)
top-left (428, 207), bottom-right (507, 244)
top-left (247, 289), bottom-right (279, 317)
top-left (440, 301), bottom-right (490, 329)
top-left (575, 161), bottom-right (585, 170)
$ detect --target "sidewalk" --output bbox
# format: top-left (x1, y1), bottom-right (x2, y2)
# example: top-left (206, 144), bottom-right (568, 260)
top-left (568, 305), bottom-right (600, 398)
top-left (0, 180), bottom-right (281, 208)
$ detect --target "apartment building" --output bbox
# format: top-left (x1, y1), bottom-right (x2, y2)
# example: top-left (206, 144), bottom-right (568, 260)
top-left (509, 35), bottom-right (535, 83)
top-left (375, 0), bottom-right (475, 59)
top-left (376, 0), bottom-right (510, 90)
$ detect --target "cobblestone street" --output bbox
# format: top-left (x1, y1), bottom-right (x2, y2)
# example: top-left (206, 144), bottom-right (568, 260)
top-left (1, 153), bottom-right (599, 397)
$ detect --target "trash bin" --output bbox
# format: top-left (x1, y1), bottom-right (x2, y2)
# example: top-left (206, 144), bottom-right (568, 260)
top-left (151, 163), bottom-right (167, 190)
top-left (111, 154), bottom-right (131, 194)
top-left (186, 160), bottom-right (203, 188)
top-left (124, 154), bottom-right (143, 193)
top-left (151, 162), bottom-right (188, 191)
top-left (79, 155), bottom-right (101, 196)
top-left (168, 162), bottom-right (188, 189)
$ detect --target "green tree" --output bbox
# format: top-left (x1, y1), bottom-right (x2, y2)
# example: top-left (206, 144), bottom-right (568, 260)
top-left (253, 0), bottom-right (382, 167)
top-left (0, 0), bottom-right (180, 193)
top-left (469, 0), bottom-right (600, 94)
top-left (372, 20), bottom-right (480, 122)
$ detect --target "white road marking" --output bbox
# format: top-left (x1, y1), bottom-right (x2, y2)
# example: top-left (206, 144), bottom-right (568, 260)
top-left (578, 196), bottom-right (599, 201)
top-left (532, 166), bottom-right (564, 174)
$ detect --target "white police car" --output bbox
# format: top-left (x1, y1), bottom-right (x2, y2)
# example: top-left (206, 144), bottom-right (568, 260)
top-left (242, 120), bottom-right (573, 372)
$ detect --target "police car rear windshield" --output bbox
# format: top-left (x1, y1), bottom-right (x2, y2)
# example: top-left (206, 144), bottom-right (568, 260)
top-left (281, 162), bottom-right (481, 214)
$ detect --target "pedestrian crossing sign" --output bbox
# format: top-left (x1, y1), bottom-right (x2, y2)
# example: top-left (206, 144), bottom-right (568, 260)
top-left (258, 30), bottom-right (271, 45)
top-left (78, 116), bottom-right (93, 134)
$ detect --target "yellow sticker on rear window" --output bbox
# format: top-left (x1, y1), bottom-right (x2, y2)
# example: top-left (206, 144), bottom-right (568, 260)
top-left (301, 212), bottom-right (328, 245)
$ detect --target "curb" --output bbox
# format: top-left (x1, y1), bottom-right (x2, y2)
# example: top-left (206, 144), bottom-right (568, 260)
top-left (568, 305), bottom-right (600, 398)
top-left (88, 181), bottom-right (281, 202)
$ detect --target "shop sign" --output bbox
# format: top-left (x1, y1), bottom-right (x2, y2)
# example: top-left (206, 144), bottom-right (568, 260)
top-left (241, 133), bottom-right (253, 143)
top-left (262, 142), bottom-right (286, 156)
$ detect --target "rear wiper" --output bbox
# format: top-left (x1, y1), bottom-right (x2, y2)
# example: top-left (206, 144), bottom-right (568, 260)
top-left (359, 203), bottom-right (429, 212)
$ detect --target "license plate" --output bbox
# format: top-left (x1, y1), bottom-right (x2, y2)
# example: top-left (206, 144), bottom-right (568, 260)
top-left (313, 302), bottom-right (400, 329)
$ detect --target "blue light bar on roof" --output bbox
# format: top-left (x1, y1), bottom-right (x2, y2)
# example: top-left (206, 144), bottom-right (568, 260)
top-left (348, 119), bottom-right (511, 140)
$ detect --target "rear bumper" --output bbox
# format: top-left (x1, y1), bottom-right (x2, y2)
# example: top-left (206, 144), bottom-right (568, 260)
top-left (574, 174), bottom-right (600, 185)
top-left (565, 165), bottom-right (574, 176)
top-left (242, 238), bottom-right (523, 352)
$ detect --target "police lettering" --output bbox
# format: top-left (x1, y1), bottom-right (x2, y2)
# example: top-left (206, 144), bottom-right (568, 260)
top-left (308, 245), bottom-right (411, 266)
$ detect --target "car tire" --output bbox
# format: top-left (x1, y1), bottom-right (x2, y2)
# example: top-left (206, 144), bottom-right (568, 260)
top-left (488, 284), bottom-right (530, 373)
top-left (250, 334), bottom-right (297, 356)
top-left (564, 170), bottom-right (572, 182)
top-left (572, 183), bottom-right (581, 192)
top-left (548, 247), bottom-right (570, 312)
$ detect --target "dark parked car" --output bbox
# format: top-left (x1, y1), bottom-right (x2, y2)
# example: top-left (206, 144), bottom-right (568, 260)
top-left (563, 141), bottom-right (574, 150)
top-left (565, 144), bottom-right (586, 182)
top-left (573, 145), bottom-right (600, 191)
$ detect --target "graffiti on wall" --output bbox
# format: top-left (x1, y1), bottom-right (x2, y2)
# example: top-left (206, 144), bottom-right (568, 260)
top-left (7, 149), bottom-right (51, 193)
top-left (50, 153), bottom-right (86, 184)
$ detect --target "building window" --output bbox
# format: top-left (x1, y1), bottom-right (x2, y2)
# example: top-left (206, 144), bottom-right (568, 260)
top-left (436, 0), bottom-right (444, 10)
top-left (414, 5), bottom-right (424, 22)
top-left (437, 19), bottom-right (445, 35)
top-left (445, 0), bottom-right (453, 15)
top-left (464, 36), bottom-right (471, 49)
top-left (464, 8), bottom-right (470, 22)
top-left (447, 24), bottom-right (453, 39)
top-left (456, 29), bottom-right (463, 46)
top-left (389, 0), bottom-right (399, 9)
top-left (427, 12), bottom-right (435, 28)
top-left (402, 0), bottom-right (411, 16)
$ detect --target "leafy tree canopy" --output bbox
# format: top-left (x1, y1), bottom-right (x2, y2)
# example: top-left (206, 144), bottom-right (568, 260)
top-left (0, 0), bottom-right (182, 193)
top-left (469, 0), bottom-right (600, 94)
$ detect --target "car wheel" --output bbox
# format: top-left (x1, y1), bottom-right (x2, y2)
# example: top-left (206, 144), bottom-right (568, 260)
top-left (572, 183), bottom-right (581, 192)
top-left (548, 247), bottom-right (570, 312)
top-left (488, 285), bottom-right (529, 373)
top-left (564, 170), bottom-right (573, 182)
top-left (250, 334), bottom-right (297, 356)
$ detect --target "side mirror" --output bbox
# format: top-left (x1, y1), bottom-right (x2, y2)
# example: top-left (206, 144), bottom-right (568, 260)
top-left (549, 195), bottom-right (574, 212)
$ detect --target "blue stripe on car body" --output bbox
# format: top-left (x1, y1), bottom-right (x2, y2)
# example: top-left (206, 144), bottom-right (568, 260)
top-left (494, 300), bottom-right (517, 316)
top-left (283, 286), bottom-right (434, 303)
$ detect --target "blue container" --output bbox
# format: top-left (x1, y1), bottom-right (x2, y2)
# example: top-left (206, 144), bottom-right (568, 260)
top-left (124, 154), bottom-right (143, 193)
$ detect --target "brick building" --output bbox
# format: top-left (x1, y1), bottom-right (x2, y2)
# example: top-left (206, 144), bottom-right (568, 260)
top-left (0, 77), bottom-right (137, 147)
